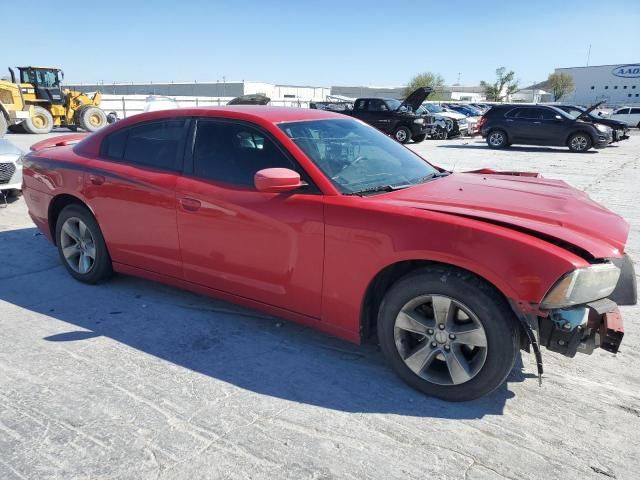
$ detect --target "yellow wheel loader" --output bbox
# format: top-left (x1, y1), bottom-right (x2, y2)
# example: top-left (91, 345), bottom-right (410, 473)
top-left (0, 66), bottom-right (107, 136)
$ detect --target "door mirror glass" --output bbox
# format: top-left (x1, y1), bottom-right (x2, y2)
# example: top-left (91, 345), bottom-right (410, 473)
top-left (255, 168), bottom-right (303, 193)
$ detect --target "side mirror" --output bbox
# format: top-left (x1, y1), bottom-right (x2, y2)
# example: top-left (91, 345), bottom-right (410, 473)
top-left (255, 168), bottom-right (304, 193)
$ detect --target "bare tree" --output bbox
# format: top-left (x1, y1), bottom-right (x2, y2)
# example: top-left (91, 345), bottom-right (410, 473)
top-left (404, 72), bottom-right (446, 100)
top-left (480, 67), bottom-right (519, 102)
top-left (548, 72), bottom-right (575, 101)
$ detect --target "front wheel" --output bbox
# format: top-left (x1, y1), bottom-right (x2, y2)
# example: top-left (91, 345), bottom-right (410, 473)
top-left (568, 132), bottom-right (592, 152)
top-left (394, 126), bottom-right (412, 144)
top-left (55, 204), bottom-right (113, 284)
top-left (377, 266), bottom-right (519, 401)
top-left (77, 106), bottom-right (107, 132)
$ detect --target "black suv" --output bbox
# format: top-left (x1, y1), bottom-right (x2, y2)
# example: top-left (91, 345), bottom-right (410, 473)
top-left (479, 104), bottom-right (611, 152)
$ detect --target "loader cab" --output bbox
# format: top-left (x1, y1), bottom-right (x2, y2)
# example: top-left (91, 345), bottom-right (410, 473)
top-left (18, 67), bottom-right (64, 105)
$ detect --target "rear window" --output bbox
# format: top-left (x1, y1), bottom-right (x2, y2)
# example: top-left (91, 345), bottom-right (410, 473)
top-left (100, 119), bottom-right (186, 171)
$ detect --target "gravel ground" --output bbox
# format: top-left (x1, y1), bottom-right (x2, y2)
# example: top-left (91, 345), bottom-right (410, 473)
top-left (1, 130), bottom-right (639, 480)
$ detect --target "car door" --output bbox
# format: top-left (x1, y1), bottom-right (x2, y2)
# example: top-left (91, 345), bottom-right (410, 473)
top-left (503, 107), bottom-right (530, 141)
top-left (629, 108), bottom-right (640, 127)
top-left (84, 118), bottom-right (188, 278)
top-left (366, 99), bottom-right (394, 133)
top-left (613, 108), bottom-right (630, 125)
top-left (174, 118), bottom-right (325, 318)
top-left (537, 107), bottom-right (567, 145)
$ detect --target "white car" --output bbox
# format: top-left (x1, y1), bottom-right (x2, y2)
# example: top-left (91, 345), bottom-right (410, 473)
top-left (610, 106), bottom-right (640, 128)
top-left (418, 103), bottom-right (469, 136)
top-left (0, 139), bottom-right (24, 196)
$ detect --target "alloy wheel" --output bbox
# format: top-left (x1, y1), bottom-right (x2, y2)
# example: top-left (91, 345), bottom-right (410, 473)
top-left (570, 135), bottom-right (588, 151)
top-left (488, 131), bottom-right (504, 146)
top-left (60, 217), bottom-right (96, 274)
top-left (395, 129), bottom-right (408, 142)
top-left (394, 295), bottom-right (488, 386)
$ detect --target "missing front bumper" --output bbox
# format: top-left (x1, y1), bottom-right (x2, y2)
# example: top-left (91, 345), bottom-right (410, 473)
top-left (539, 299), bottom-right (624, 357)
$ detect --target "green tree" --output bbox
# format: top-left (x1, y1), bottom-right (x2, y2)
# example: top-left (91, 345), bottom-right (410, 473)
top-left (480, 67), bottom-right (519, 102)
top-left (404, 72), bottom-right (446, 100)
top-left (548, 72), bottom-right (575, 101)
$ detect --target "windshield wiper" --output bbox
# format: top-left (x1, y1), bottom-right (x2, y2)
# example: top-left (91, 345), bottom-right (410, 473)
top-left (414, 171), bottom-right (451, 183)
top-left (345, 184), bottom-right (411, 196)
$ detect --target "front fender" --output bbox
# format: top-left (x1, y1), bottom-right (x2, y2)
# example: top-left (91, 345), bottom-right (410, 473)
top-left (321, 199), bottom-right (589, 338)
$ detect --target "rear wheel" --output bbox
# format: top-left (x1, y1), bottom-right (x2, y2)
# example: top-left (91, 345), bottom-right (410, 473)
top-left (377, 266), bottom-right (519, 401)
top-left (394, 126), bottom-right (412, 144)
top-left (23, 106), bottom-right (53, 134)
top-left (77, 106), bottom-right (107, 132)
top-left (55, 204), bottom-right (112, 284)
top-left (413, 134), bottom-right (426, 143)
top-left (486, 129), bottom-right (508, 148)
top-left (432, 126), bottom-right (447, 140)
top-left (568, 132), bottom-right (592, 152)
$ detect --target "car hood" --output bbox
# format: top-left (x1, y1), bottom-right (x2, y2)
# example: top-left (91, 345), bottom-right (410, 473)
top-left (577, 101), bottom-right (605, 121)
top-left (371, 173), bottom-right (628, 258)
top-left (0, 139), bottom-right (24, 157)
top-left (438, 111), bottom-right (467, 120)
top-left (399, 87), bottom-right (432, 112)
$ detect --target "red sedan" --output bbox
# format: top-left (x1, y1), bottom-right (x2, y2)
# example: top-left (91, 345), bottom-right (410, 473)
top-left (22, 107), bottom-right (636, 401)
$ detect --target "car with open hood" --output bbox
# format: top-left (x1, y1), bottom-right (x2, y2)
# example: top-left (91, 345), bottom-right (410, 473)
top-left (21, 106), bottom-right (636, 401)
top-left (342, 87), bottom-right (431, 143)
top-left (555, 102), bottom-right (629, 142)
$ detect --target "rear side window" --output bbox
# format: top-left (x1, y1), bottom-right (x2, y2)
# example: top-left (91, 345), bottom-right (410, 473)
top-left (100, 119), bottom-right (187, 171)
top-left (192, 120), bottom-right (300, 187)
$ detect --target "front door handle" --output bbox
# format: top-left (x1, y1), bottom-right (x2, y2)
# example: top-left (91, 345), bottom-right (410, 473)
top-left (89, 174), bottom-right (105, 185)
top-left (180, 197), bottom-right (201, 212)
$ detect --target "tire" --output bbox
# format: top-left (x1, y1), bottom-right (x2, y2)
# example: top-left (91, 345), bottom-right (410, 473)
top-left (413, 134), bottom-right (426, 143)
top-left (0, 114), bottom-right (7, 137)
top-left (394, 126), bottom-right (412, 144)
top-left (55, 204), bottom-right (113, 284)
top-left (377, 266), bottom-right (519, 401)
top-left (432, 126), bottom-right (447, 140)
top-left (23, 106), bottom-right (54, 134)
top-left (568, 132), bottom-right (592, 152)
top-left (8, 123), bottom-right (26, 134)
top-left (77, 106), bottom-right (107, 132)
top-left (486, 129), bottom-right (508, 149)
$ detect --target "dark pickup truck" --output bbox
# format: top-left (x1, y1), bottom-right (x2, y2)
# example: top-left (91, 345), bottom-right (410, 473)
top-left (342, 87), bottom-right (432, 143)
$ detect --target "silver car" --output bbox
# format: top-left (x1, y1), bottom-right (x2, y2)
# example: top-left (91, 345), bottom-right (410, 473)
top-left (0, 139), bottom-right (24, 195)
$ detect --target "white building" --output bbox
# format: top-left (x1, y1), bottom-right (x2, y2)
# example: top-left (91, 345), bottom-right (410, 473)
top-left (554, 63), bottom-right (640, 105)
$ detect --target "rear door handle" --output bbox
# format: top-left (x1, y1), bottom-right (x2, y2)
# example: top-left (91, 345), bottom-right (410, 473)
top-left (89, 174), bottom-right (105, 185)
top-left (180, 197), bottom-right (201, 212)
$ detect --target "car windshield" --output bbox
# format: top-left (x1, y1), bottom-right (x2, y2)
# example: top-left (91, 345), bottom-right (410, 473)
top-left (419, 103), bottom-right (444, 114)
top-left (279, 118), bottom-right (439, 194)
top-left (562, 106), bottom-right (584, 118)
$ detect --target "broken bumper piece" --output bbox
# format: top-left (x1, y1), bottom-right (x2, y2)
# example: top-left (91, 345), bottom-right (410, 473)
top-left (539, 299), bottom-right (624, 357)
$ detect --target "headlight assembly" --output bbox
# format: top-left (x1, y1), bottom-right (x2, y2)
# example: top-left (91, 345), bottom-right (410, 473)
top-left (540, 263), bottom-right (621, 309)
top-left (595, 124), bottom-right (609, 133)
top-left (413, 118), bottom-right (425, 124)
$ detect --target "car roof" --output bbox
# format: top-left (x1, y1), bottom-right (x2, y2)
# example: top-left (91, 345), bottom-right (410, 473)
top-left (72, 106), bottom-right (345, 158)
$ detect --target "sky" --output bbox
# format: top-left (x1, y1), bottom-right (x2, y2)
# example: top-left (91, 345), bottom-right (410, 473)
top-left (2, 0), bottom-right (639, 88)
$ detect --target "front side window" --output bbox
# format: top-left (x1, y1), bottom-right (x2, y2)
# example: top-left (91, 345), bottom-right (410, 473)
top-left (279, 118), bottom-right (438, 194)
top-left (615, 108), bottom-right (630, 115)
top-left (192, 120), bottom-right (298, 186)
top-left (631, 108), bottom-right (640, 114)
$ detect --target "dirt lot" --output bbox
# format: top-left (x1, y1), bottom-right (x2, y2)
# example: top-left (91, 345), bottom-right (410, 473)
top-left (1, 131), bottom-right (639, 479)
